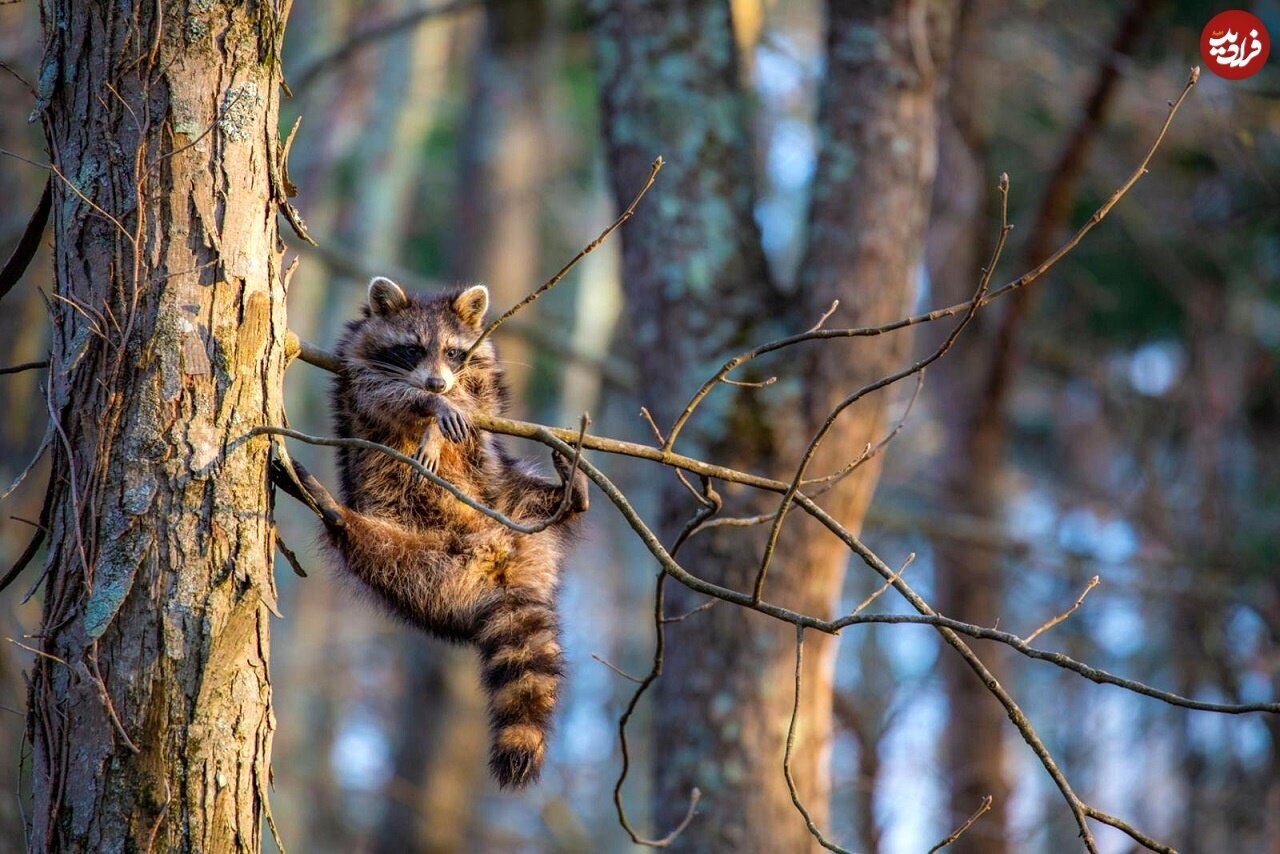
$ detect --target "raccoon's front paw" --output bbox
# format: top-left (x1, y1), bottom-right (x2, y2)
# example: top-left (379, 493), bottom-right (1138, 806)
top-left (436, 404), bottom-right (471, 444)
top-left (415, 433), bottom-right (441, 474)
top-left (552, 452), bottom-right (590, 514)
top-left (411, 396), bottom-right (471, 443)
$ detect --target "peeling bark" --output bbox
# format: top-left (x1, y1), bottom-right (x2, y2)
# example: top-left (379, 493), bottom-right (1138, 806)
top-left (27, 3), bottom-right (291, 851)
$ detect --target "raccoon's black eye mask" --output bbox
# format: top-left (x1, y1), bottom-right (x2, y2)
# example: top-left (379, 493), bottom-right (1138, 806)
top-left (369, 344), bottom-right (426, 371)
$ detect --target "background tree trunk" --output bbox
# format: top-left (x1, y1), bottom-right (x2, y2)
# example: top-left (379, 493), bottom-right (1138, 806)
top-left (27, 2), bottom-right (291, 850)
top-left (594, 1), bottom-right (954, 848)
top-left (924, 2), bottom-right (1012, 849)
top-left (926, 3), bottom-right (1152, 847)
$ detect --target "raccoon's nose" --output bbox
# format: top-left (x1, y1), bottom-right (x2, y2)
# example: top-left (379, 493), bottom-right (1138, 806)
top-left (425, 377), bottom-right (446, 393)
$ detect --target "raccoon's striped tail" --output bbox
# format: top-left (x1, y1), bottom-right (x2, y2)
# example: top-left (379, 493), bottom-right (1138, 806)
top-left (475, 592), bottom-right (564, 788)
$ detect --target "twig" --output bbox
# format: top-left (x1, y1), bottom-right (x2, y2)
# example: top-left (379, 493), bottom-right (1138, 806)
top-left (88, 646), bottom-right (140, 754)
top-left (801, 370), bottom-right (924, 490)
top-left (928, 796), bottom-right (994, 853)
top-left (611, 481), bottom-right (719, 848)
top-left (544, 413), bottom-right (591, 527)
top-left (590, 654), bottom-right (644, 684)
top-left (0, 58), bottom-right (36, 96)
top-left (274, 533), bottom-right (308, 578)
top-left (828, 612), bottom-right (1278, 714)
top-left (0, 360), bottom-right (49, 375)
top-left (1084, 806), bottom-right (1177, 854)
top-left (1023, 576), bottom-right (1099, 644)
top-left (784, 626), bottom-right (851, 853)
top-left (284, 331), bottom-right (343, 374)
top-left (6, 637), bottom-right (67, 667)
top-left (851, 553), bottom-right (915, 615)
top-left (142, 780), bottom-right (172, 854)
top-left (465, 156), bottom-right (663, 361)
top-left (0, 178), bottom-right (51, 305)
top-left (639, 406), bottom-right (707, 505)
top-left (808, 300), bottom-right (840, 333)
top-left (0, 149), bottom-right (136, 250)
top-left (1, 478), bottom-right (51, 598)
top-left (2, 430), bottom-right (50, 501)
top-left (661, 599), bottom-right (716, 624)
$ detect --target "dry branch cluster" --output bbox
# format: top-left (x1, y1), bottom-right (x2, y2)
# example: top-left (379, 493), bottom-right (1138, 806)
top-left (252, 68), bottom-right (1270, 854)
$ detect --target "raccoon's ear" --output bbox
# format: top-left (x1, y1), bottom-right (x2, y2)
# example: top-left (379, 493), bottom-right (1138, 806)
top-left (452, 285), bottom-right (489, 328)
top-left (367, 277), bottom-right (408, 316)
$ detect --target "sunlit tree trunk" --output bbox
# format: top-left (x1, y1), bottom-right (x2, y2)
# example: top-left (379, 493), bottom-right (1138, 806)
top-left (26, 2), bottom-right (290, 849)
top-left (594, 1), bottom-right (955, 848)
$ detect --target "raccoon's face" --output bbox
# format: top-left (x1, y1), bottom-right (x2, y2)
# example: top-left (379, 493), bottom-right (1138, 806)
top-left (340, 278), bottom-right (496, 432)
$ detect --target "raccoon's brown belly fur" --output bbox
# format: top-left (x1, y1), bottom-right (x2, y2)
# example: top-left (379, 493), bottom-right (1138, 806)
top-left (325, 435), bottom-right (580, 788)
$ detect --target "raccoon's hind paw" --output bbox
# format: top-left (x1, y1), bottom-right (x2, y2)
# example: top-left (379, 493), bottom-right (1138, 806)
top-left (462, 531), bottom-right (513, 583)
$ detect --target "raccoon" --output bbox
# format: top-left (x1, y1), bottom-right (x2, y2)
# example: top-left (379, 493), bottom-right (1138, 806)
top-left (274, 277), bottom-right (589, 788)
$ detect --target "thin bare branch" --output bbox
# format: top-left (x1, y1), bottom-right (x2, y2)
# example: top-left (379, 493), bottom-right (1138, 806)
top-left (829, 612), bottom-right (1279, 714)
top-left (802, 370), bottom-right (924, 490)
top-left (721, 375), bottom-right (776, 389)
top-left (590, 654), bottom-right (644, 684)
top-left (928, 796), bottom-right (994, 853)
top-left (784, 626), bottom-right (852, 853)
top-left (807, 300), bottom-right (840, 333)
top-left (611, 481), bottom-right (718, 848)
top-left (0, 178), bottom-right (51, 304)
top-left (274, 533), bottom-right (308, 578)
top-left (465, 156), bottom-right (663, 361)
top-left (0, 360), bottom-right (49, 375)
top-left (1084, 806), bottom-right (1177, 854)
top-left (1024, 575), bottom-right (1100, 644)
top-left (852, 553), bottom-right (915, 615)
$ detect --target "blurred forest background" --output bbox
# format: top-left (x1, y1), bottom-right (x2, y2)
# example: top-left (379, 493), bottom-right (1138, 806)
top-left (2, 0), bottom-right (1278, 852)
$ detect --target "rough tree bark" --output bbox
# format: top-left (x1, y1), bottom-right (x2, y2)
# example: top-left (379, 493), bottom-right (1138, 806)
top-left (594, 1), bottom-right (955, 848)
top-left (26, 2), bottom-right (291, 850)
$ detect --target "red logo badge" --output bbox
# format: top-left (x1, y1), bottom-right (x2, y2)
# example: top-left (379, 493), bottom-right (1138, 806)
top-left (1201, 10), bottom-right (1270, 80)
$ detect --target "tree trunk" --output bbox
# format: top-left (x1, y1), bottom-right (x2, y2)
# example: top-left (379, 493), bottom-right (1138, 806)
top-left (594, 1), bottom-right (954, 848)
top-left (27, 2), bottom-right (291, 850)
